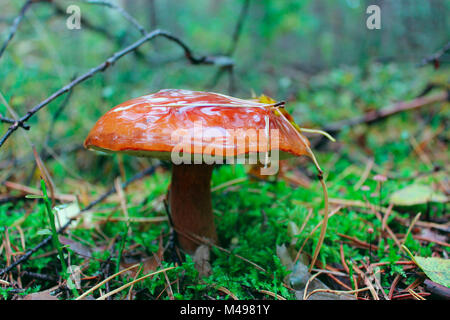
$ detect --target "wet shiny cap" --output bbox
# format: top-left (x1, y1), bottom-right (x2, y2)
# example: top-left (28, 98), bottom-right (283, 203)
top-left (84, 89), bottom-right (311, 160)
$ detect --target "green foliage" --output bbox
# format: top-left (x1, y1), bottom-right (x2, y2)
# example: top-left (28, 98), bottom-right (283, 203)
top-left (0, 0), bottom-right (448, 300)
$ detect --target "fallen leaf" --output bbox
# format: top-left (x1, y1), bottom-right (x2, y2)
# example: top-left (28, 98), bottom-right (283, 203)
top-left (419, 228), bottom-right (447, 244)
top-left (21, 289), bottom-right (59, 300)
top-left (276, 245), bottom-right (321, 290)
top-left (276, 245), bottom-right (355, 300)
top-left (413, 256), bottom-right (450, 288)
top-left (390, 184), bottom-right (447, 206)
top-left (54, 201), bottom-right (81, 228)
top-left (59, 236), bottom-right (92, 258)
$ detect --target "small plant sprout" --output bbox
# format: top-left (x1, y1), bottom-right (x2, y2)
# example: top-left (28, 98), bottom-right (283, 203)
top-left (39, 179), bottom-right (79, 298)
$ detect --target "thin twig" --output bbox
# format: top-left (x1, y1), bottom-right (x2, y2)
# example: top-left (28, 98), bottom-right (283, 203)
top-left (294, 206), bottom-right (341, 264)
top-left (306, 287), bottom-right (370, 300)
top-left (258, 289), bottom-right (285, 300)
top-left (0, 114), bottom-right (30, 130)
top-left (321, 91), bottom-right (449, 136)
top-left (0, 29), bottom-right (225, 148)
top-left (96, 267), bottom-right (175, 300)
top-left (76, 263), bottom-right (140, 300)
top-left (418, 41), bottom-right (450, 67)
top-left (81, 0), bottom-right (146, 35)
top-left (0, 0), bottom-right (33, 59)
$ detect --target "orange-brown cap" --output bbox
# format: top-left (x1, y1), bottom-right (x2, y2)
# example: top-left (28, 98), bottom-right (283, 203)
top-left (84, 89), bottom-right (311, 161)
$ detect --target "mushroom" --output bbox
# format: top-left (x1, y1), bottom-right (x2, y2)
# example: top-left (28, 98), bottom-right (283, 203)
top-left (84, 89), bottom-right (326, 258)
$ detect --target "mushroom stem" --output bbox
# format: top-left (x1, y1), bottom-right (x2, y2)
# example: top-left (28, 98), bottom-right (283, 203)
top-left (169, 164), bottom-right (217, 253)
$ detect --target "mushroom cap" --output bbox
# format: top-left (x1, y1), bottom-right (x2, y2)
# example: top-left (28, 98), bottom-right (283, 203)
top-left (84, 89), bottom-right (311, 161)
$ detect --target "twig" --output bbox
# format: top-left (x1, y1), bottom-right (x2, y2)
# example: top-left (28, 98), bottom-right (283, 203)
top-left (321, 91), bottom-right (449, 136)
top-left (340, 243), bottom-right (359, 297)
top-left (351, 263), bottom-right (379, 300)
top-left (338, 233), bottom-right (379, 251)
top-left (408, 288), bottom-right (426, 300)
top-left (96, 266), bottom-right (175, 300)
top-left (0, 165), bottom-right (158, 277)
top-left (126, 264), bottom-right (143, 300)
top-left (423, 279), bottom-right (450, 299)
top-left (326, 273), bottom-right (353, 291)
top-left (305, 287), bottom-right (369, 300)
top-left (402, 235), bottom-right (450, 248)
top-left (258, 289), bottom-right (285, 300)
top-left (0, 114), bottom-right (30, 130)
top-left (418, 41), bottom-right (450, 68)
top-left (76, 263), bottom-right (140, 300)
top-left (81, 0), bottom-right (146, 35)
top-left (3, 181), bottom-right (75, 202)
top-left (0, 29), bottom-right (225, 148)
top-left (388, 274), bottom-right (401, 300)
top-left (216, 286), bottom-right (239, 300)
top-left (294, 206), bottom-right (341, 264)
top-left (0, 0), bottom-right (33, 59)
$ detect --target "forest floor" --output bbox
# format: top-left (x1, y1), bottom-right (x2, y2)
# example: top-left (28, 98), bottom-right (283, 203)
top-left (0, 62), bottom-right (449, 300)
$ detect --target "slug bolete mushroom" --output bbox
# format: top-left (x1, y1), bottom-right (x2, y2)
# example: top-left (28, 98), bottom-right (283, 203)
top-left (84, 89), bottom-right (326, 258)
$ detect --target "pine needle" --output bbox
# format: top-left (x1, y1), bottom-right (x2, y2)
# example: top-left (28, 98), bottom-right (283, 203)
top-left (96, 266), bottom-right (175, 300)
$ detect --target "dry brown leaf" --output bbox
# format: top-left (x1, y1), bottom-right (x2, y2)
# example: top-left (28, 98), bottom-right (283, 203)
top-left (59, 236), bottom-right (92, 258)
top-left (21, 288), bottom-right (59, 300)
top-left (120, 237), bottom-right (164, 278)
top-left (121, 257), bottom-right (159, 278)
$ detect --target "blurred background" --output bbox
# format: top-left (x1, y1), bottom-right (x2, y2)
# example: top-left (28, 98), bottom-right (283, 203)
top-left (1, 0), bottom-right (449, 196)
top-left (0, 0), bottom-right (449, 301)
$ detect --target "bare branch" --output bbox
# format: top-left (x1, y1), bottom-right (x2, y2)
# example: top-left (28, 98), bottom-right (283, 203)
top-left (0, 0), bottom-right (33, 60)
top-left (81, 0), bottom-right (147, 35)
top-left (0, 114), bottom-right (30, 130)
top-left (418, 41), bottom-right (450, 68)
top-left (0, 29), bottom-right (224, 148)
top-left (312, 90), bottom-right (449, 149)
top-left (322, 90), bottom-right (449, 134)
